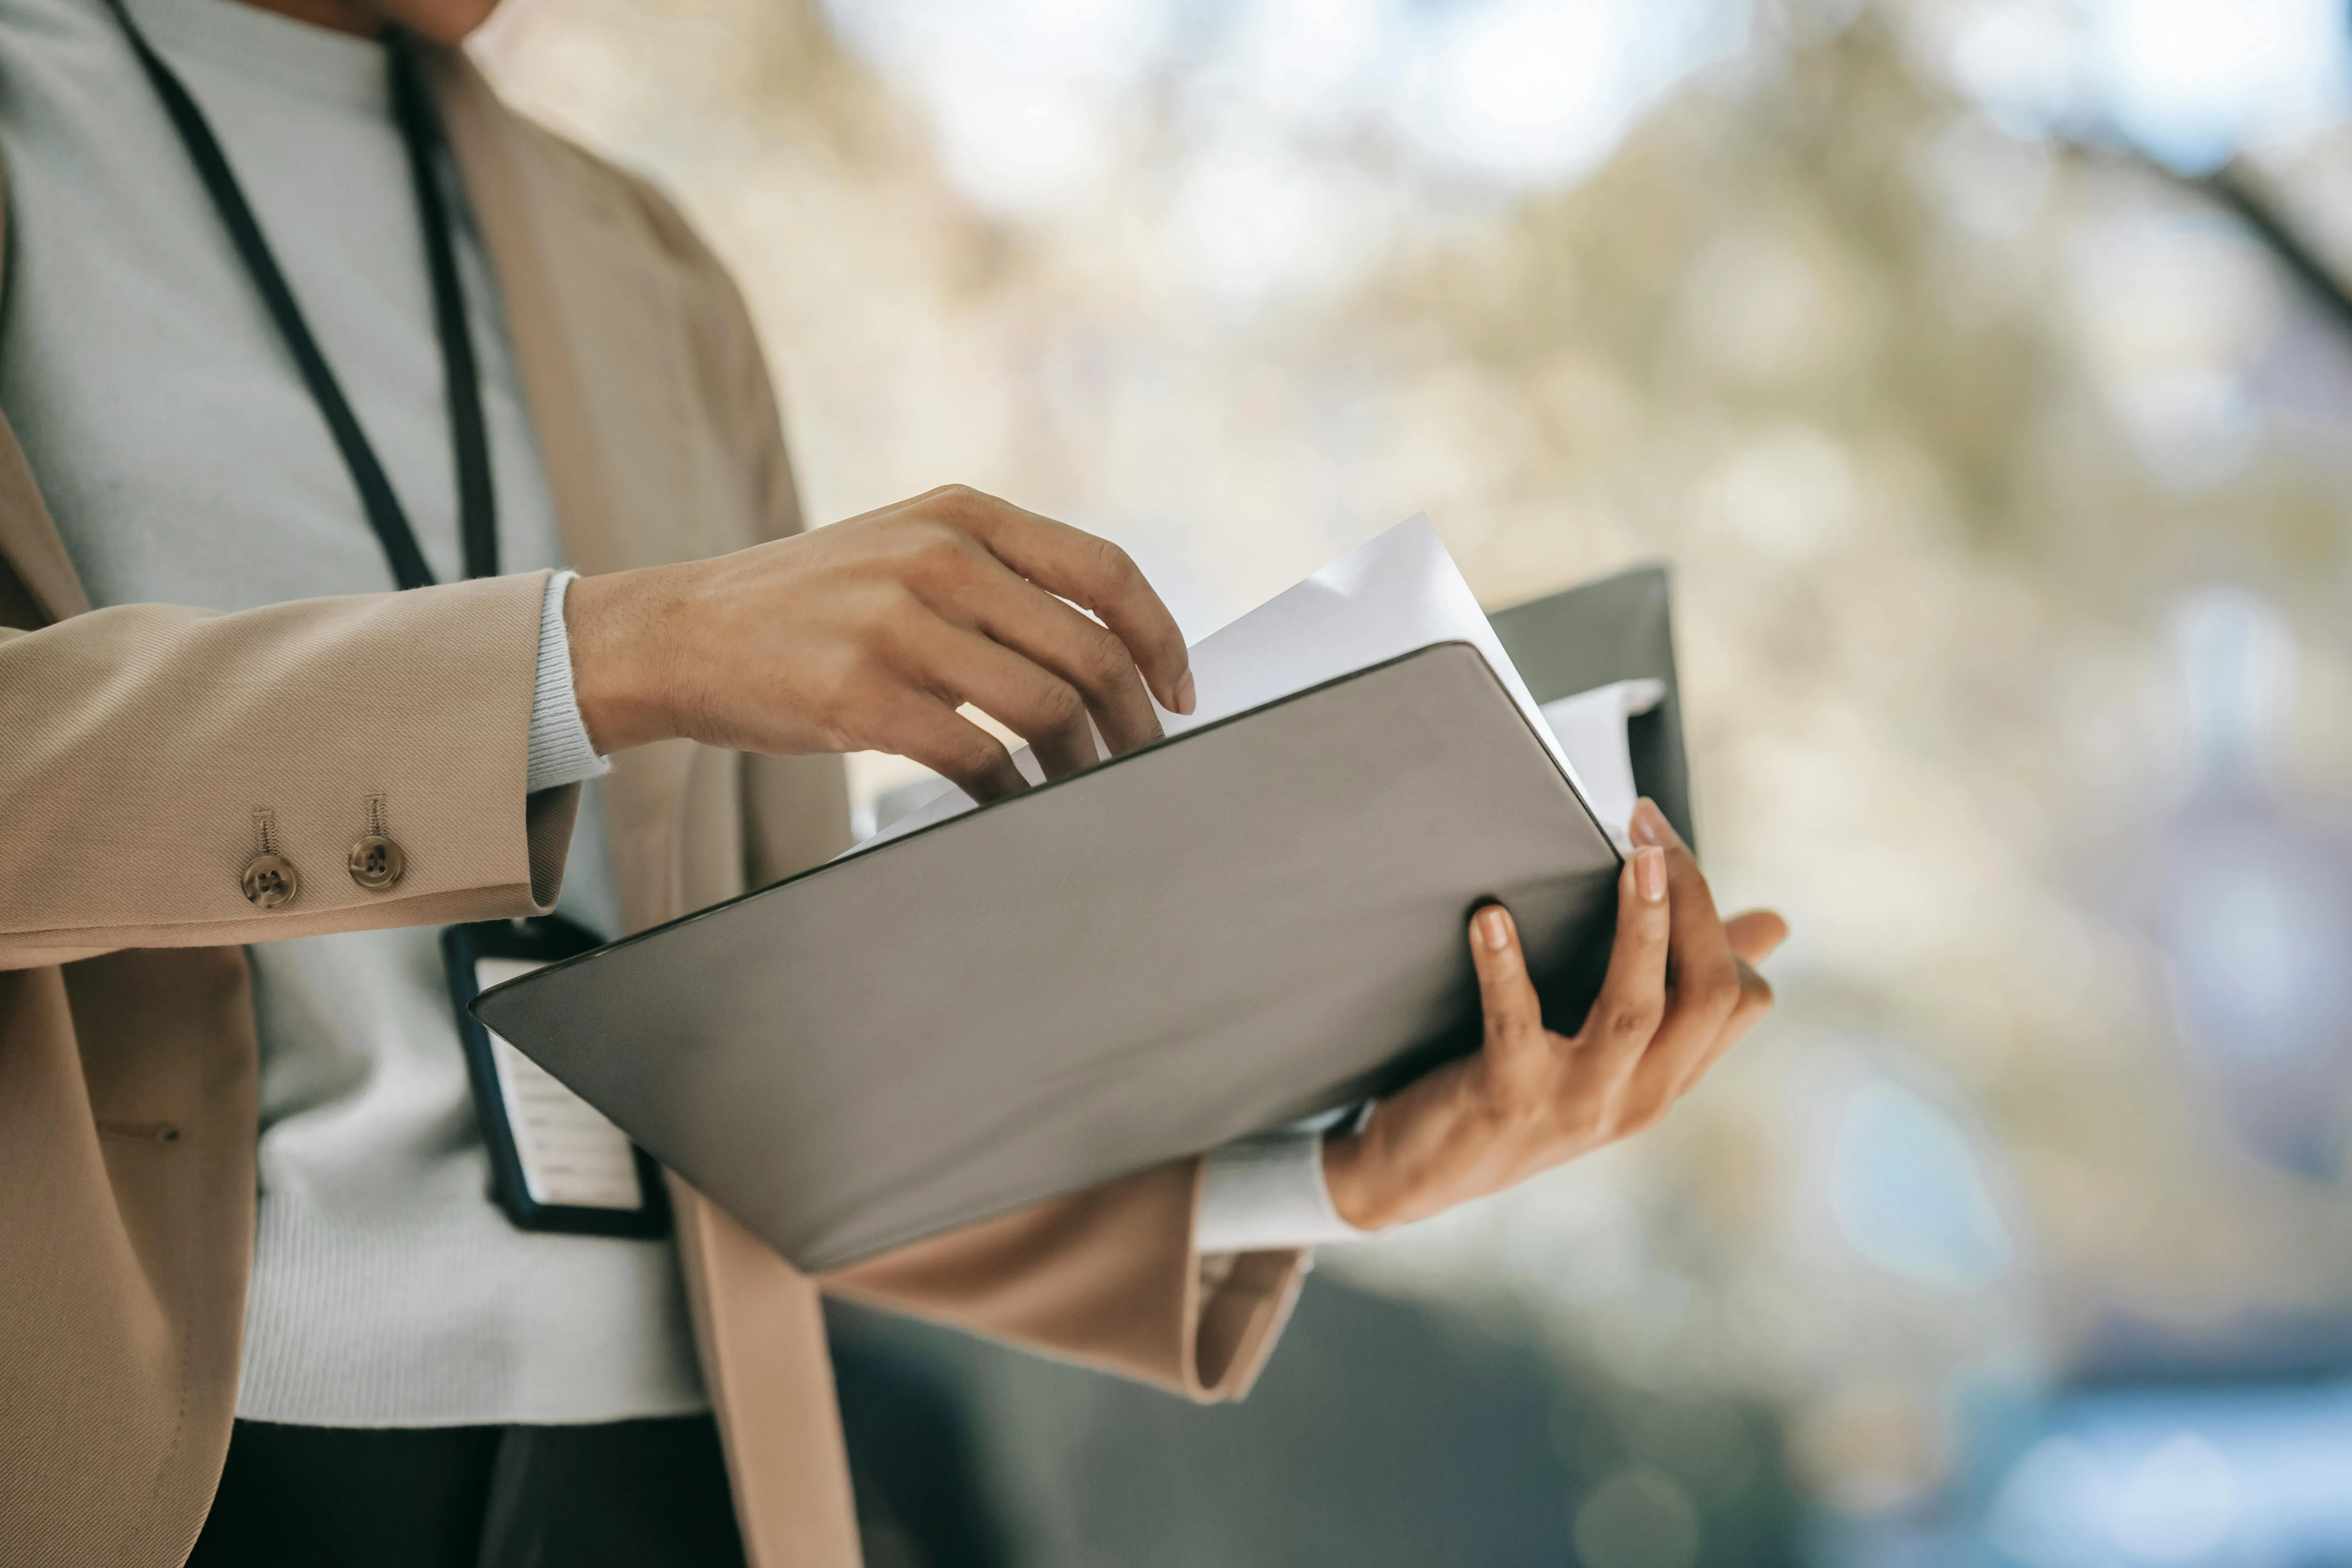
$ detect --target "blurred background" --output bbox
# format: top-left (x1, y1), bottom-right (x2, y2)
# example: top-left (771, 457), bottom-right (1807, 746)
top-left (473, 1), bottom-right (2352, 1563)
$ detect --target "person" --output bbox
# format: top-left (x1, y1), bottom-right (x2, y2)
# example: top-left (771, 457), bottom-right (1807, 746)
top-left (0, 0), bottom-right (1788, 1562)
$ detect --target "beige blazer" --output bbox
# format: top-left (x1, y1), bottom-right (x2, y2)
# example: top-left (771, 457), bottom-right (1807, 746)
top-left (0, 51), bottom-right (1306, 1568)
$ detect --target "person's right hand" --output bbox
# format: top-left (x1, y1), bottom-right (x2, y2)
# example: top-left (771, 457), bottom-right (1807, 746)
top-left (563, 485), bottom-right (1196, 801)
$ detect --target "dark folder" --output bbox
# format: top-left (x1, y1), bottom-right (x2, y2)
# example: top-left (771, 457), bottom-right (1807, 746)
top-left (1491, 563), bottom-right (1694, 849)
top-left (474, 570), bottom-right (1688, 1274)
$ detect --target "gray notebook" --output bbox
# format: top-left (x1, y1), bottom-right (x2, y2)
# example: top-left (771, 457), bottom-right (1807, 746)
top-left (475, 641), bottom-right (1622, 1272)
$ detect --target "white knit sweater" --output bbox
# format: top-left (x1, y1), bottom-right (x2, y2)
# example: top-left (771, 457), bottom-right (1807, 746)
top-left (0, 0), bottom-right (1351, 1429)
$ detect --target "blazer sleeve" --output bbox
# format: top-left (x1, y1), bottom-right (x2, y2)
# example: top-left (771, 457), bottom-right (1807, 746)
top-left (821, 1159), bottom-right (1310, 1403)
top-left (0, 572), bottom-right (577, 967)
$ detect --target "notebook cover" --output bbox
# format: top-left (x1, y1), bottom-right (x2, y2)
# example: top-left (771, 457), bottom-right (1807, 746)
top-left (475, 641), bottom-right (1621, 1273)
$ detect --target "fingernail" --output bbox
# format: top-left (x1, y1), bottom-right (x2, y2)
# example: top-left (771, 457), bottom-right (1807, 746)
top-left (1635, 846), bottom-right (1666, 903)
top-left (1476, 906), bottom-right (1510, 950)
top-left (1630, 799), bottom-right (1670, 846)
top-left (1174, 671), bottom-right (1197, 716)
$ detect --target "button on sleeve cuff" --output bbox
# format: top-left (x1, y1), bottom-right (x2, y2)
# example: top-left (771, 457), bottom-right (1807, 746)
top-left (526, 570), bottom-right (611, 796)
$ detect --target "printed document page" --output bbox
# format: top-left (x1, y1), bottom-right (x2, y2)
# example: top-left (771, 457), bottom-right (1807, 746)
top-left (1538, 679), bottom-right (1665, 844)
top-left (475, 955), bottom-right (644, 1210)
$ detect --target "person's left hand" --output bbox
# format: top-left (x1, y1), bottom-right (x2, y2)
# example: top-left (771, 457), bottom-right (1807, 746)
top-left (1320, 797), bottom-right (1786, 1231)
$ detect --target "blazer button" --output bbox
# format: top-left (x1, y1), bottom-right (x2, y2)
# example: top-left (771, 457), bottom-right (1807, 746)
top-left (348, 835), bottom-right (406, 891)
top-left (241, 854), bottom-right (301, 909)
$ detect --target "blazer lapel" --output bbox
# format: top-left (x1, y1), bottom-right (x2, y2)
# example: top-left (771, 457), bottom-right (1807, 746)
top-left (0, 427), bottom-right (89, 630)
top-left (0, 155), bottom-right (93, 630)
top-left (430, 54), bottom-right (624, 580)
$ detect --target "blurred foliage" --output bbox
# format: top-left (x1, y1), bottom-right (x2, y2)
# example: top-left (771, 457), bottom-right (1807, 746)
top-left (477, 0), bottom-right (2352, 1546)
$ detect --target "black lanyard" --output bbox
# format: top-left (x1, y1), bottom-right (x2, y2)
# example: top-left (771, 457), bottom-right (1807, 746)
top-left (105, 0), bottom-right (495, 590)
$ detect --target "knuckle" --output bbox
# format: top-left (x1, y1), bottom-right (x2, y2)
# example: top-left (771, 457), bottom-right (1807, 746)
top-left (827, 677), bottom-right (915, 755)
top-left (1622, 1097), bottom-right (1666, 1135)
top-left (944, 728), bottom-right (1002, 779)
top-left (809, 684), bottom-right (853, 740)
top-left (882, 520), bottom-right (947, 563)
top-left (1033, 678), bottom-right (1086, 730)
top-left (913, 521), bottom-right (975, 564)
top-left (1085, 533), bottom-right (1138, 587)
top-left (1515, 1095), bottom-right (1561, 1144)
top-left (853, 599), bottom-right (924, 670)
top-left (1691, 970), bottom-right (1740, 1021)
top-left (1605, 1000), bottom-right (1662, 1044)
top-left (1710, 984), bottom-right (1743, 1025)
top-left (918, 487), bottom-right (993, 538)
top-left (1481, 1025), bottom-right (1539, 1078)
top-left (812, 659), bottom-right (877, 731)
top-left (1080, 624), bottom-right (1133, 690)
top-left (964, 486), bottom-right (1016, 529)
top-left (1483, 1084), bottom-right (1546, 1139)
top-left (864, 576), bottom-right (926, 626)
top-left (1497, 1010), bottom-right (1545, 1051)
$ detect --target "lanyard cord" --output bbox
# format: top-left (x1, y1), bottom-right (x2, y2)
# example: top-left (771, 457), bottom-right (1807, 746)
top-left (388, 36), bottom-right (496, 583)
top-left (103, 0), bottom-right (496, 590)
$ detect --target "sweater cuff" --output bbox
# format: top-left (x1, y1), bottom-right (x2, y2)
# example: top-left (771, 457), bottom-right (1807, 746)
top-left (1196, 1129), bottom-right (1368, 1253)
top-left (526, 570), bottom-right (610, 796)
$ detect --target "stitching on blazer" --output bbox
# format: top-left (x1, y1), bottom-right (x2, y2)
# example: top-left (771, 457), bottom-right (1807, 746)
top-left (95, 1119), bottom-right (182, 1143)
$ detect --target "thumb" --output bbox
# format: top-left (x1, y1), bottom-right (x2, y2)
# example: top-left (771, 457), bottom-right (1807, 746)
top-left (1725, 909), bottom-right (1788, 965)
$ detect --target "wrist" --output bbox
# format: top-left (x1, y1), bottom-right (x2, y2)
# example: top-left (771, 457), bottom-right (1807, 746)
top-left (1320, 1127), bottom-right (1394, 1232)
top-left (563, 566), bottom-right (679, 755)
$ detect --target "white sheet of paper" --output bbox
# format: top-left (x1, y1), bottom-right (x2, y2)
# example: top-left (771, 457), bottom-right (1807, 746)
top-left (858, 515), bottom-right (1597, 849)
top-left (475, 955), bottom-right (644, 1211)
top-left (1539, 679), bottom-right (1665, 848)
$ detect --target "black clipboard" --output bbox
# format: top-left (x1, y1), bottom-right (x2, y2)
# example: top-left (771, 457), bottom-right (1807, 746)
top-left (1489, 563), bottom-right (1695, 851)
top-left (444, 915), bottom-right (671, 1239)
